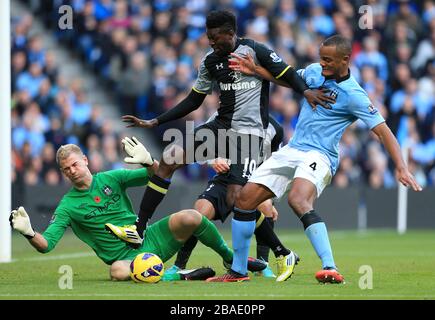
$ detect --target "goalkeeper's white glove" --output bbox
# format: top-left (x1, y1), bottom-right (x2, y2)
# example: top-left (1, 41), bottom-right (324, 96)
top-left (122, 136), bottom-right (154, 166)
top-left (9, 206), bottom-right (35, 239)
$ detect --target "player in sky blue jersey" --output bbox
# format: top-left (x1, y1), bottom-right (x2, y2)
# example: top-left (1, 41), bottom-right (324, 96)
top-left (207, 35), bottom-right (422, 283)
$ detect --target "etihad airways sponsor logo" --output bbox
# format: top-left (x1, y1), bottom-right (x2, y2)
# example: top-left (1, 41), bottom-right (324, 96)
top-left (219, 81), bottom-right (257, 91)
top-left (84, 193), bottom-right (121, 220)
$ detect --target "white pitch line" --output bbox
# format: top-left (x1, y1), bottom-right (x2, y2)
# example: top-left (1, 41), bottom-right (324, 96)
top-left (0, 293), bottom-right (433, 298)
top-left (10, 252), bottom-right (95, 263)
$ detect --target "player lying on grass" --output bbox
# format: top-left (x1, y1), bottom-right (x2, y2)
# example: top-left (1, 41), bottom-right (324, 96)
top-left (208, 34), bottom-right (423, 284)
top-left (162, 115), bottom-right (299, 282)
top-left (9, 138), bottom-right (266, 281)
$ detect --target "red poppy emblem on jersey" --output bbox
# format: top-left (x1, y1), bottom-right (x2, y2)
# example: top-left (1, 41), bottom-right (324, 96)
top-left (94, 196), bottom-right (101, 203)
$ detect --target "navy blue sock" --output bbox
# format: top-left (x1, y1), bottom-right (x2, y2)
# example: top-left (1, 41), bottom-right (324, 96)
top-left (174, 236), bottom-right (198, 269)
top-left (255, 212), bottom-right (289, 259)
top-left (136, 175), bottom-right (171, 235)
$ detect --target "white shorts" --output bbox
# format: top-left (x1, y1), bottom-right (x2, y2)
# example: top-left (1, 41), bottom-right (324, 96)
top-left (249, 145), bottom-right (332, 199)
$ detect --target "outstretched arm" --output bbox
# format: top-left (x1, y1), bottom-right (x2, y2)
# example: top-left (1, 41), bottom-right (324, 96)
top-left (230, 53), bottom-right (290, 87)
top-left (28, 233), bottom-right (49, 252)
top-left (229, 53), bottom-right (334, 109)
top-left (371, 123), bottom-right (422, 191)
top-left (10, 207), bottom-right (48, 252)
top-left (122, 89), bottom-right (206, 128)
top-left (121, 136), bottom-right (159, 174)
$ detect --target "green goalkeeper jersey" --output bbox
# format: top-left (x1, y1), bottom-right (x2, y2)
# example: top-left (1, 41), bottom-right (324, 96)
top-left (41, 168), bottom-right (149, 264)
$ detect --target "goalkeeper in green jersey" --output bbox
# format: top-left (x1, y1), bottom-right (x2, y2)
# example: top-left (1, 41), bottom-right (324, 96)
top-left (10, 137), bottom-right (265, 281)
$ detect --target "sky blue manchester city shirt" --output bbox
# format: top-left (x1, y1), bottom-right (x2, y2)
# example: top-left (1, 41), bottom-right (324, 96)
top-left (289, 63), bottom-right (385, 174)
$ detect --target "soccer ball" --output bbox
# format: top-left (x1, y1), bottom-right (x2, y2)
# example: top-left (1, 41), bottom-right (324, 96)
top-left (130, 252), bottom-right (165, 283)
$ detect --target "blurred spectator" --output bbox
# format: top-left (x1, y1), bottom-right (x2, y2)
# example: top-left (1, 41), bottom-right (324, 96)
top-left (16, 61), bottom-right (47, 98)
top-left (71, 90), bottom-right (92, 126)
top-left (11, 8), bottom-right (128, 196)
top-left (13, 0), bottom-right (435, 189)
top-left (411, 19), bottom-right (435, 74)
top-left (306, 5), bottom-right (335, 37)
top-left (45, 168), bottom-right (61, 186)
top-left (43, 50), bottom-right (59, 83)
top-left (390, 78), bottom-right (433, 121)
top-left (386, 0), bottom-right (424, 40)
top-left (411, 122), bottom-right (435, 168)
top-left (11, 51), bottom-right (27, 93)
top-left (27, 35), bottom-right (46, 66)
top-left (354, 36), bottom-right (388, 82)
top-left (107, 0), bottom-right (132, 30)
top-left (117, 51), bottom-right (151, 117)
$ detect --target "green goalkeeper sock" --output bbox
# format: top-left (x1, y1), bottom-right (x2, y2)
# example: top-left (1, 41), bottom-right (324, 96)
top-left (193, 216), bottom-right (233, 263)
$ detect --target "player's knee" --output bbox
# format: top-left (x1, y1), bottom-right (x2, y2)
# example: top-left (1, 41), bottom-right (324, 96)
top-left (234, 189), bottom-right (253, 210)
top-left (226, 192), bottom-right (236, 209)
top-left (287, 191), bottom-right (310, 215)
top-left (226, 185), bottom-right (242, 208)
top-left (110, 261), bottom-right (130, 281)
top-left (194, 199), bottom-right (215, 220)
top-left (178, 209), bottom-right (202, 228)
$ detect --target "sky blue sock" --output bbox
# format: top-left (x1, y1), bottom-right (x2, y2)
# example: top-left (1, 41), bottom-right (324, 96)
top-left (305, 222), bottom-right (336, 269)
top-left (231, 212), bottom-right (256, 275)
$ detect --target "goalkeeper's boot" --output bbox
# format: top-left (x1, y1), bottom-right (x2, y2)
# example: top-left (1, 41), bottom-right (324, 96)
top-left (161, 265), bottom-right (182, 281)
top-left (315, 267), bottom-right (345, 284)
top-left (275, 251), bottom-right (300, 282)
top-left (105, 223), bottom-right (143, 247)
top-left (206, 269), bottom-right (249, 282)
top-left (223, 257), bottom-right (267, 273)
top-left (254, 262), bottom-right (276, 278)
top-left (179, 267), bottom-right (216, 281)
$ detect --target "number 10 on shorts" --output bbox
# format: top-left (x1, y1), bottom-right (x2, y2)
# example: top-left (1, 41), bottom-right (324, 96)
top-left (242, 158), bottom-right (257, 179)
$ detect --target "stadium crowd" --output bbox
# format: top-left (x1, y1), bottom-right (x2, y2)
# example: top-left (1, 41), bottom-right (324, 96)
top-left (11, 11), bottom-right (127, 208)
top-left (12, 0), bottom-right (435, 193)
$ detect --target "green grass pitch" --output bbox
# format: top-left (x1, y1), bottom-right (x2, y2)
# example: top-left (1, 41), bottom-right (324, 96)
top-left (1, 230), bottom-right (434, 300)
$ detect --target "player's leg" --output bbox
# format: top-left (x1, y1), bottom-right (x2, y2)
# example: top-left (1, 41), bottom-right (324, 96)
top-left (251, 200), bottom-right (299, 281)
top-left (288, 161), bottom-right (343, 284)
top-left (110, 260), bottom-right (131, 281)
top-left (224, 185), bottom-right (291, 280)
top-left (227, 146), bottom-right (304, 282)
top-left (170, 199), bottom-right (216, 273)
top-left (209, 144), bottom-right (297, 282)
top-left (168, 208), bottom-right (267, 283)
top-left (222, 132), bottom-right (266, 280)
top-left (254, 200), bottom-right (276, 277)
top-left (168, 209), bottom-right (234, 264)
top-left (195, 198), bottom-right (218, 220)
top-left (230, 182), bottom-right (258, 278)
top-left (106, 120), bottom-right (221, 244)
top-left (105, 145), bottom-right (186, 245)
top-left (206, 182), bottom-right (272, 282)
top-left (138, 121), bottom-right (223, 239)
top-left (171, 176), bottom-right (233, 273)
top-left (255, 200), bottom-right (274, 264)
top-left (135, 145), bottom-right (186, 237)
